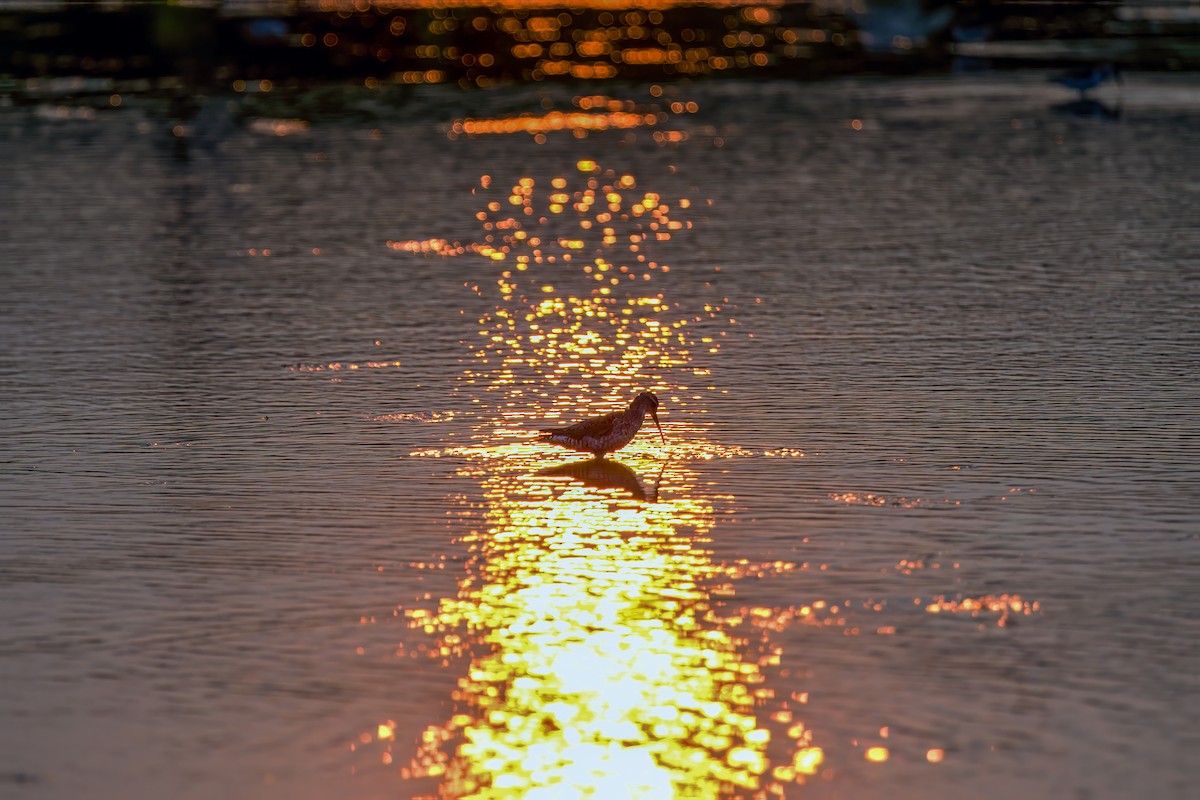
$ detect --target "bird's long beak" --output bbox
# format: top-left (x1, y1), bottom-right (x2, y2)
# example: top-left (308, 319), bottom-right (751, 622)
top-left (651, 409), bottom-right (666, 444)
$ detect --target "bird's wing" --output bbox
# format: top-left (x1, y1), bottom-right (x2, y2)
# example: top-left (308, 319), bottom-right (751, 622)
top-left (543, 411), bottom-right (619, 440)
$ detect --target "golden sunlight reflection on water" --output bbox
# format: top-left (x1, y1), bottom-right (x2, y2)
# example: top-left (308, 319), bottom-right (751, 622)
top-left (358, 105), bottom-right (1039, 796)
top-left (382, 148), bottom-right (823, 797)
top-left (399, 454), bottom-right (815, 797)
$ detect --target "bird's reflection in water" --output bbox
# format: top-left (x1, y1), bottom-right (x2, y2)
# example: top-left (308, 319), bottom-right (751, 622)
top-left (538, 458), bottom-right (665, 503)
top-left (1052, 98), bottom-right (1122, 121)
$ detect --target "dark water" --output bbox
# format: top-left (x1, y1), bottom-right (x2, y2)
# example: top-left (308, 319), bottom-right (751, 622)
top-left (2, 73), bottom-right (1199, 800)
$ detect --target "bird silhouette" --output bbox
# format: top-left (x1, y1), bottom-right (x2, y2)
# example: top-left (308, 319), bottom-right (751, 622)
top-left (538, 391), bottom-right (665, 458)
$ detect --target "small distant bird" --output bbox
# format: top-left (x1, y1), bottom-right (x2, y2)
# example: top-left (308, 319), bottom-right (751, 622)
top-left (538, 391), bottom-right (665, 458)
top-left (1050, 63), bottom-right (1122, 99)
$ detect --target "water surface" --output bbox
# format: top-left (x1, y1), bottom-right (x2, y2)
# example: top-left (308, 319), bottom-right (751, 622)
top-left (2, 73), bottom-right (1199, 799)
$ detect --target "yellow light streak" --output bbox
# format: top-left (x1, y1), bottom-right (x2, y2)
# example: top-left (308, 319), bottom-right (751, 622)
top-left (388, 160), bottom-right (820, 797)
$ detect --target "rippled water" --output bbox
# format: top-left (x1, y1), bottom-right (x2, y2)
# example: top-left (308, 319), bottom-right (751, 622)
top-left (2, 73), bottom-right (1199, 800)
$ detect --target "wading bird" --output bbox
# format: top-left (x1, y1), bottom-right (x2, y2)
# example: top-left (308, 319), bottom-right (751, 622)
top-left (538, 391), bottom-right (665, 458)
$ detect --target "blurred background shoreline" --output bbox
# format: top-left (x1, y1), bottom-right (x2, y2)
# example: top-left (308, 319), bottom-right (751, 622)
top-left (2, 1), bottom-right (1197, 105)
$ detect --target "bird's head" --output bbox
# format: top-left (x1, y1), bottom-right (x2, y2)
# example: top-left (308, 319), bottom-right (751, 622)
top-left (634, 390), bottom-right (659, 409)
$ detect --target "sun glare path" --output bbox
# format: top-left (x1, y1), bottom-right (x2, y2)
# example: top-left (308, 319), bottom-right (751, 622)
top-left (376, 155), bottom-right (829, 797)
top-left (399, 463), bottom-right (809, 798)
top-left (357, 139), bottom-right (1041, 792)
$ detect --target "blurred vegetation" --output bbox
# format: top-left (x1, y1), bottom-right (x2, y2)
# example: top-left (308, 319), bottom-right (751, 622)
top-left (0, 1), bottom-right (1196, 101)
